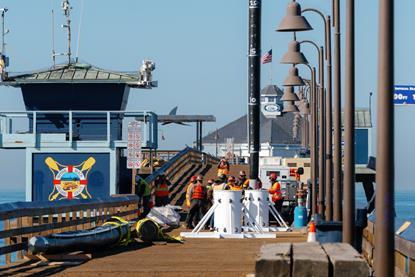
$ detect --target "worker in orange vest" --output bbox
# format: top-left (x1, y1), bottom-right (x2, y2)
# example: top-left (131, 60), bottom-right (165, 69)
top-left (237, 170), bottom-right (251, 190)
top-left (268, 173), bottom-right (283, 213)
top-left (185, 176), bottom-right (198, 208)
top-left (154, 174), bottom-right (171, 207)
top-left (185, 176), bottom-right (206, 229)
top-left (217, 158), bottom-right (230, 177)
top-left (225, 176), bottom-right (243, 191)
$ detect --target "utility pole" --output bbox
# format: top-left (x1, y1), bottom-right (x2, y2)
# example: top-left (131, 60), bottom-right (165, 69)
top-left (248, 0), bottom-right (261, 186)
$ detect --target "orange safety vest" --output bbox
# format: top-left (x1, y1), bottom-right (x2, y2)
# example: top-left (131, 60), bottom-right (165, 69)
top-left (228, 183), bottom-right (242, 191)
top-left (217, 162), bottom-right (230, 176)
top-left (155, 183), bottom-right (169, 197)
top-left (192, 184), bottom-right (205, 200)
top-left (269, 181), bottom-right (282, 202)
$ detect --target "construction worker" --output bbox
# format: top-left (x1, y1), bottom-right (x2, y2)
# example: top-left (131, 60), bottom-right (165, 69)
top-left (185, 176), bottom-right (206, 229)
top-left (204, 179), bottom-right (214, 217)
top-left (217, 158), bottom-right (230, 177)
top-left (154, 174), bottom-right (170, 207)
top-left (225, 176), bottom-right (243, 191)
top-left (268, 173), bottom-right (283, 213)
top-left (254, 178), bottom-right (263, 190)
top-left (212, 178), bottom-right (226, 190)
top-left (185, 176), bottom-right (198, 208)
top-left (136, 175), bottom-right (152, 217)
top-left (237, 170), bottom-right (251, 190)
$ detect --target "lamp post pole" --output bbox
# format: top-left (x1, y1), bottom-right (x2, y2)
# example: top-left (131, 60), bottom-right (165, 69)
top-left (374, 0), bottom-right (394, 275)
top-left (343, 0), bottom-right (355, 245)
top-left (303, 64), bottom-right (317, 215)
top-left (318, 46), bottom-right (325, 216)
top-left (332, 0), bottom-right (342, 222)
top-left (325, 16), bottom-right (333, 221)
top-left (302, 7), bottom-right (333, 220)
top-left (299, 40), bottom-right (325, 216)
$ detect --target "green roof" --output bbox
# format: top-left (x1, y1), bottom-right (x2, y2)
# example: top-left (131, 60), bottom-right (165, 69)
top-left (1, 63), bottom-right (148, 87)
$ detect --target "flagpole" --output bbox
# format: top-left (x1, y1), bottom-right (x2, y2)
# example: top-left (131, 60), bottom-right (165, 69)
top-left (270, 47), bottom-right (273, 85)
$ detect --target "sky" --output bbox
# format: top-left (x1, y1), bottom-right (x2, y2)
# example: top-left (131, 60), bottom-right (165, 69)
top-left (0, 0), bottom-right (413, 191)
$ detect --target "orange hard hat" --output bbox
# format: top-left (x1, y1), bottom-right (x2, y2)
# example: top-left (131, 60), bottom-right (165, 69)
top-left (190, 176), bottom-right (197, 181)
top-left (269, 173), bottom-right (277, 180)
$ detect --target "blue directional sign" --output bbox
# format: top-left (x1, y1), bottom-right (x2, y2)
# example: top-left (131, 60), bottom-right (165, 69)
top-left (394, 85), bottom-right (415, 105)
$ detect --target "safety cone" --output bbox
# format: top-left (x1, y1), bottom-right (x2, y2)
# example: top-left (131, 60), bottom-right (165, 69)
top-left (307, 221), bottom-right (317, 242)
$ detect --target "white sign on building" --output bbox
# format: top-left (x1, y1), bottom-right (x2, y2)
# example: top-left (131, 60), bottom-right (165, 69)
top-left (225, 137), bottom-right (234, 160)
top-left (127, 121), bottom-right (142, 169)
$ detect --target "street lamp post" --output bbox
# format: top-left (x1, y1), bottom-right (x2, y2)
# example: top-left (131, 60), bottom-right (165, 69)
top-left (301, 7), bottom-right (333, 221)
top-left (343, 0), bottom-right (355, 245)
top-left (301, 65), bottom-right (317, 215)
top-left (333, 0), bottom-right (343, 223)
top-left (374, 0), bottom-right (394, 275)
top-left (280, 37), bottom-right (325, 216)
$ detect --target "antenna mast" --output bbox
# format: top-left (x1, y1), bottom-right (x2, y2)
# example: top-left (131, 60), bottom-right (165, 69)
top-left (52, 8), bottom-right (56, 67)
top-left (62, 0), bottom-right (72, 64)
top-left (0, 8), bottom-right (9, 80)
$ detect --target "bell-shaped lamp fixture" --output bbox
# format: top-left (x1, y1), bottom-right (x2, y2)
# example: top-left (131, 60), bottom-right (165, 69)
top-left (283, 101), bottom-right (299, 113)
top-left (281, 86), bottom-right (300, 102)
top-left (277, 1), bottom-right (313, 32)
top-left (284, 66), bottom-right (305, 87)
top-left (280, 40), bottom-right (308, 64)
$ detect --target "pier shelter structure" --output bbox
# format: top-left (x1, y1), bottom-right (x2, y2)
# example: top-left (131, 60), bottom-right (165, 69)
top-left (0, 63), bottom-right (158, 201)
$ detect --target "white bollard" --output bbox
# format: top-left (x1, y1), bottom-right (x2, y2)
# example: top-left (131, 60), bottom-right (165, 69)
top-left (243, 189), bottom-right (269, 228)
top-left (213, 190), bottom-right (242, 234)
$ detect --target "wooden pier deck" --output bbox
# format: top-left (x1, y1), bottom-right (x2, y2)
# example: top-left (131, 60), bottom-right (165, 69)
top-left (0, 228), bottom-right (306, 277)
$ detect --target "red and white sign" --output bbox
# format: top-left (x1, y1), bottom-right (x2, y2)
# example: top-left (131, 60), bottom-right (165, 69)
top-left (127, 121), bottom-right (142, 169)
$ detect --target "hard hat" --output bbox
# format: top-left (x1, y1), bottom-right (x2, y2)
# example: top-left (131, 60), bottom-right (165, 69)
top-left (196, 175), bottom-right (203, 181)
top-left (190, 176), bottom-right (197, 182)
top-left (228, 176), bottom-right (236, 182)
top-left (269, 173), bottom-right (277, 180)
top-left (207, 179), bottom-right (214, 184)
top-left (239, 170), bottom-right (246, 176)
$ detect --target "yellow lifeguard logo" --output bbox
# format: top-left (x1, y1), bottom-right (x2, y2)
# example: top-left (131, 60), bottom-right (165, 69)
top-left (45, 157), bottom-right (95, 201)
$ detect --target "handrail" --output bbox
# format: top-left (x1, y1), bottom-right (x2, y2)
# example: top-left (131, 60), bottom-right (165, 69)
top-left (0, 110), bottom-right (158, 149)
top-left (145, 147), bottom-right (219, 184)
top-left (0, 195), bottom-right (140, 264)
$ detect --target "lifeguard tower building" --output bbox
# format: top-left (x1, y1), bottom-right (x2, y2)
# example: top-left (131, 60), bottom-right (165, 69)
top-left (0, 61), bottom-right (158, 202)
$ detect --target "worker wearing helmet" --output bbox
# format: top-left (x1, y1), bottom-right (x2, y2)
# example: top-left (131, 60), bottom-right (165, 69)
top-left (237, 170), bottom-right (251, 190)
top-left (185, 176), bottom-right (198, 208)
top-left (268, 173), bottom-right (283, 212)
top-left (154, 175), bottom-right (171, 207)
top-left (217, 159), bottom-right (230, 177)
top-left (135, 175), bottom-right (152, 217)
top-left (185, 176), bottom-right (206, 229)
top-left (225, 176), bottom-right (242, 191)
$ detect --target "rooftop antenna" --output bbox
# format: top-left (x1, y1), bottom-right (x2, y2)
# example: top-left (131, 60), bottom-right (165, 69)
top-left (0, 8), bottom-right (9, 80)
top-left (62, 0), bottom-right (72, 64)
top-left (51, 7), bottom-right (56, 67)
top-left (75, 0), bottom-right (84, 63)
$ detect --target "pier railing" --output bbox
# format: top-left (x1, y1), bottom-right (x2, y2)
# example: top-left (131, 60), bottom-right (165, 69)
top-left (362, 215), bottom-right (415, 275)
top-left (145, 147), bottom-right (219, 184)
top-left (0, 195), bottom-right (139, 265)
top-left (0, 110), bottom-right (158, 149)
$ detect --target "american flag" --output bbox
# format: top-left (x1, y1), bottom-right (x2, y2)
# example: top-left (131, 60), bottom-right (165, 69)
top-left (261, 49), bottom-right (272, 64)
